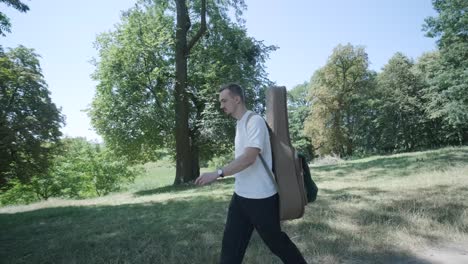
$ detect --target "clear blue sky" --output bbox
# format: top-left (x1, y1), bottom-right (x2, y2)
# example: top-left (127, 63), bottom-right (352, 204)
top-left (2, 0), bottom-right (437, 141)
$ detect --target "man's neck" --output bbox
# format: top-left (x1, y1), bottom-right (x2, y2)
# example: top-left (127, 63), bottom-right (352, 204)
top-left (233, 107), bottom-right (248, 120)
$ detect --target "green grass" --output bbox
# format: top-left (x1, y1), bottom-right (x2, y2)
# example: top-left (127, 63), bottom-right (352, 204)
top-left (124, 162), bottom-right (176, 192)
top-left (1, 146), bottom-right (467, 264)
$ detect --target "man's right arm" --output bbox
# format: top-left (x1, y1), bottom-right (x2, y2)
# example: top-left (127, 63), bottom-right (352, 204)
top-left (221, 147), bottom-right (260, 177)
top-left (194, 147), bottom-right (260, 186)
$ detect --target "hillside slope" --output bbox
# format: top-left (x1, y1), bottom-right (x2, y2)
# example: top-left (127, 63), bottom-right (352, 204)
top-left (1, 147), bottom-right (467, 264)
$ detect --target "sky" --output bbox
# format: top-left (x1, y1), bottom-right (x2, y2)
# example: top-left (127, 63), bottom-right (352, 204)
top-left (2, 0), bottom-right (437, 142)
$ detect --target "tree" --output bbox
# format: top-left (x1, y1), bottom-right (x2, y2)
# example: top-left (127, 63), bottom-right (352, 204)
top-left (90, 3), bottom-right (175, 163)
top-left (423, 0), bottom-right (468, 144)
top-left (413, 51), bottom-right (452, 147)
top-left (0, 46), bottom-right (64, 189)
top-left (287, 82), bottom-right (314, 161)
top-left (0, 0), bottom-right (29, 36)
top-left (173, 0), bottom-right (208, 184)
top-left (304, 44), bottom-right (372, 156)
top-left (374, 53), bottom-right (428, 152)
top-left (90, 0), bottom-right (274, 184)
top-left (187, 5), bottom-right (274, 173)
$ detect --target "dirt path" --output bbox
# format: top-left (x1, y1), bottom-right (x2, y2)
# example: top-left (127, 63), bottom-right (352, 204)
top-left (413, 242), bottom-right (468, 264)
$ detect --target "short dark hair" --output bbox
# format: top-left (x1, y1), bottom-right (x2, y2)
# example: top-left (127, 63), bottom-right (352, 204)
top-left (219, 83), bottom-right (245, 103)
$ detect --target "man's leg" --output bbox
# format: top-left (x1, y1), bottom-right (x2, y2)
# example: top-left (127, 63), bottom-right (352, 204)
top-left (245, 194), bottom-right (307, 264)
top-left (220, 193), bottom-right (254, 264)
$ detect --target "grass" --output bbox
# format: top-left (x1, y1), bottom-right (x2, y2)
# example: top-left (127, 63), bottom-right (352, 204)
top-left (1, 146), bottom-right (467, 263)
top-left (124, 161), bottom-right (176, 192)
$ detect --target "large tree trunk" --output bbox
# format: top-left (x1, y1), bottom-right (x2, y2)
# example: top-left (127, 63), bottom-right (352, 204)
top-left (173, 0), bottom-right (191, 184)
top-left (173, 0), bottom-right (206, 185)
top-left (191, 137), bottom-right (200, 180)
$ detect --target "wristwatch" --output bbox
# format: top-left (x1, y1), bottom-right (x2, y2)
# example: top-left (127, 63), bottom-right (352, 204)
top-left (217, 168), bottom-right (224, 178)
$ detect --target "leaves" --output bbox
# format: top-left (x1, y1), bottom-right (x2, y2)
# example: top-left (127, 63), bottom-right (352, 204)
top-left (90, 0), bottom-right (275, 167)
top-left (422, 0), bottom-right (468, 144)
top-left (0, 46), bottom-right (64, 189)
top-left (374, 53), bottom-right (428, 151)
top-left (0, 0), bottom-right (30, 36)
top-left (304, 44), bottom-right (372, 156)
top-left (287, 82), bottom-right (314, 161)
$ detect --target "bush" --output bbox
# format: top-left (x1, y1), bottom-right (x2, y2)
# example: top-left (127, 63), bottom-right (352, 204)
top-left (0, 179), bottom-right (38, 205)
top-left (0, 137), bottom-right (142, 206)
top-left (50, 138), bottom-right (140, 197)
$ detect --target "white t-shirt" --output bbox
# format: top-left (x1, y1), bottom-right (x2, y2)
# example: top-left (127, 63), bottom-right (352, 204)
top-left (234, 111), bottom-right (277, 199)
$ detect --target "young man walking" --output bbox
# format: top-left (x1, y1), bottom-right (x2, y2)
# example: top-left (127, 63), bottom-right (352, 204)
top-left (195, 84), bottom-right (307, 264)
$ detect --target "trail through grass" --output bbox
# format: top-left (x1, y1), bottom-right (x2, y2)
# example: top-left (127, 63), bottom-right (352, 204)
top-left (1, 146), bottom-right (467, 264)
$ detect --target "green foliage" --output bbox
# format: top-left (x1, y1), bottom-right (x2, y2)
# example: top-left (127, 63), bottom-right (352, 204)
top-left (90, 0), bottom-right (275, 167)
top-left (0, 138), bottom-right (141, 205)
top-left (374, 53), bottom-right (429, 152)
top-left (207, 151), bottom-right (233, 169)
top-left (423, 0), bottom-right (468, 144)
top-left (90, 4), bottom-right (175, 162)
top-left (296, 1), bottom-right (467, 157)
top-left (0, 178), bottom-right (36, 205)
top-left (189, 10), bottom-right (275, 163)
top-left (303, 46), bottom-right (464, 156)
top-left (48, 138), bottom-right (140, 198)
top-left (287, 82), bottom-right (314, 161)
top-left (301, 19), bottom-right (467, 156)
top-left (0, 46), bottom-right (64, 189)
top-left (304, 44), bottom-right (373, 157)
top-left (0, 0), bottom-right (29, 36)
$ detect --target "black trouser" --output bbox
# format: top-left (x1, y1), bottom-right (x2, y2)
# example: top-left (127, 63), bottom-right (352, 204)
top-left (220, 193), bottom-right (307, 264)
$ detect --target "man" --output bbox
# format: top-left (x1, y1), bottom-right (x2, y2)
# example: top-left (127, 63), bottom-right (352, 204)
top-left (195, 83), bottom-right (307, 264)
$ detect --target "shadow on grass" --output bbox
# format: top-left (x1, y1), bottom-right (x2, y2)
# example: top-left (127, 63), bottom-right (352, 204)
top-left (321, 186), bottom-right (388, 196)
top-left (2, 183), bottom-right (467, 263)
top-left (313, 147), bottom-right (468, 181)
top-left (134, 177), bottom-right (235, 196)
top-left (0, 196), bottom-right (230, 264)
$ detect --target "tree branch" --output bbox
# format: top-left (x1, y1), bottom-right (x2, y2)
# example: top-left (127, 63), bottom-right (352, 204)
top-left (187, 0), bottom-right (207, 52)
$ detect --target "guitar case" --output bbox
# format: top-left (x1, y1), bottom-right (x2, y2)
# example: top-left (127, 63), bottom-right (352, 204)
top-left (266, 86), bottom-right (307, 221)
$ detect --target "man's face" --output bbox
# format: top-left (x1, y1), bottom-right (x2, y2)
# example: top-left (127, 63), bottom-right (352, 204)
top-left (219, 89), bottom-right (239, 117)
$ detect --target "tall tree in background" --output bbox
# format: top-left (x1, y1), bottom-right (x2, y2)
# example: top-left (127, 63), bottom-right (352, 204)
top-left (90, 2), bottom-right (175, 164)
top-left (188, 8), bottom-right (274, 172)
top-left (304, 44), bottom-right (372, 156)
top-left (173, 0), bottom-right (207, 183)
top-left (423, 0), bottom-right (468, 144)
top-left (0, 46), bottom-right (64, 189)
top-left (375, 53), bottom-right (428, 152)
top-left (287, 82), bottom-right (314, 161)
top-left (90, 0), bottom-right (274, 184)
top-left (413, 51), bottom-right (451, 147)
top-left (0, 0), bottom-right (29, 36)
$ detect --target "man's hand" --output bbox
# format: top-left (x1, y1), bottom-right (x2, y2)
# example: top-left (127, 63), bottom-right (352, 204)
top-left (195, 172), bottom-right (219, 186)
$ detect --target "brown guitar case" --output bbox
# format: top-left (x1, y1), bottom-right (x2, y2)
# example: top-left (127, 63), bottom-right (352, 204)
top-left (266, 86), bottom-right (307, 221)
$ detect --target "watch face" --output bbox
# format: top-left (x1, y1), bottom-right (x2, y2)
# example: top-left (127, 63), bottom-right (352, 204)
top-left (217, 169), bottom-right (223, 176)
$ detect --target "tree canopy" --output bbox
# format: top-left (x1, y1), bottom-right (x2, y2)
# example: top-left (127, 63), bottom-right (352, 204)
top-left (90, 0), bottom-right (275, 183)
top-left (0, 0), bottom-right (29, 36)
top-left (422, 0), bottom-right (468, 144)
top-left (0, 46), bottom-right (64, 188)
top-left (304, 44), bottom-right (373, 156)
